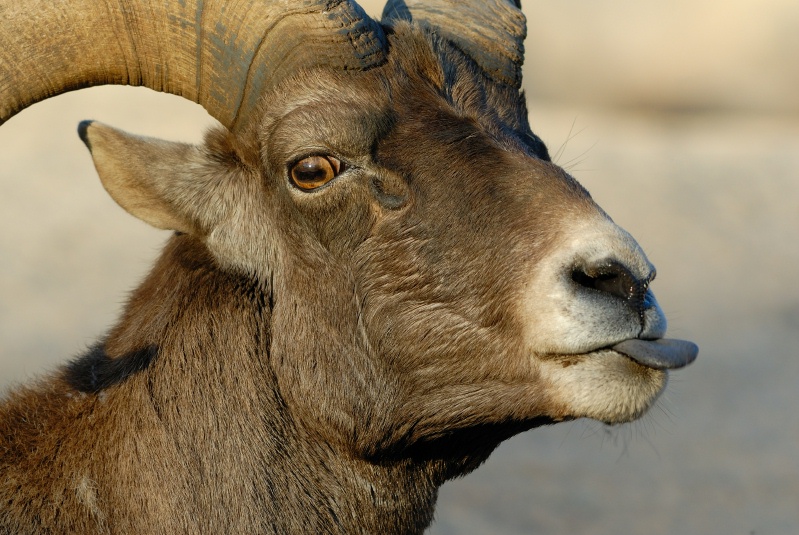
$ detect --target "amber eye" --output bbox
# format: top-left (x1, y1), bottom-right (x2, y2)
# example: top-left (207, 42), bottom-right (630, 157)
top-left (290, 155), bottom-right (342, 191)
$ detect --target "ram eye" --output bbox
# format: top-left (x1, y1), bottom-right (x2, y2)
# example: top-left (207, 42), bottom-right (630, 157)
top-left (290, 155), bottom-right (342, 191)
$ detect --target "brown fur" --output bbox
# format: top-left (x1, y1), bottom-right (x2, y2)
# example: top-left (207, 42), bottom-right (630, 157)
top-left (2, 25), bottom-right (661, 533)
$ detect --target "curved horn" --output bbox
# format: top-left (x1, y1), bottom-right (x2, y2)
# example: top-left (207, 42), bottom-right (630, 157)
top-left (382, 0), bottom-right (525, 88)
top-left (0, 0), bottom-right (386, 131)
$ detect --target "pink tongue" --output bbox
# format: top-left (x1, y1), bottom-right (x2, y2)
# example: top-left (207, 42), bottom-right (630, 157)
top-left (612, 338), bottom-right (698, 370)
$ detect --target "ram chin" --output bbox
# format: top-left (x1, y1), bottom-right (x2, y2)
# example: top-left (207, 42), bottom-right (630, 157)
top-left (538, 350), bottom-right (668, 424)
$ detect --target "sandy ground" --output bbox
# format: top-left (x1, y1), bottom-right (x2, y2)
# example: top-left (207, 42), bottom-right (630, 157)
top-left (2, 2), bottom-right (799, 533)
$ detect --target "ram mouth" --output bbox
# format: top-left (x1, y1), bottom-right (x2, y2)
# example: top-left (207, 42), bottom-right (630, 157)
top-left (606, 338), bottom-right (698, 370)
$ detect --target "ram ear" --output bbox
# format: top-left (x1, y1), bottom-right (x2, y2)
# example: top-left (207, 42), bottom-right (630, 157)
top-left (78, 121), bottom-right (232, 235)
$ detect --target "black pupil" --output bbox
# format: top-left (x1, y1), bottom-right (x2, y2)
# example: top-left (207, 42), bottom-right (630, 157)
top-left (295, 159), bottom-right (329, 185)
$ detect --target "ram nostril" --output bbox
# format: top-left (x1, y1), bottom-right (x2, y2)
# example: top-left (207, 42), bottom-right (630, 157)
top-left (571, 261), bottom-right (645, 304)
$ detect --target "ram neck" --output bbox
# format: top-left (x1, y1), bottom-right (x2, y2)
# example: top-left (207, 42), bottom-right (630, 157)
top-left (84, 234), bottom-right (440, 533)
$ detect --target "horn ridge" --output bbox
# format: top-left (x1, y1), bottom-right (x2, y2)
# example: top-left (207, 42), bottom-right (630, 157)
top-left (382, 0), bottom-right (526, 88)
top-left (230, 0), bottom-right (387, 130)
top-left (0, 0), bottom-right (387, 129)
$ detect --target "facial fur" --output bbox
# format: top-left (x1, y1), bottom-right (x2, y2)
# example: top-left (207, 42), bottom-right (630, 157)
top-left (170, 27), bottom-right (671, 456)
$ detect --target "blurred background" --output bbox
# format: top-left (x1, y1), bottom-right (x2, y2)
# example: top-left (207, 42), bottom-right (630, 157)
top-left (1, 1), bottom-right (798, 533)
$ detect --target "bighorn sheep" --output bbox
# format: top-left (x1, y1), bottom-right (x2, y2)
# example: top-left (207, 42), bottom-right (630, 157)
top-left (0, 0), bottom-right (697, 533)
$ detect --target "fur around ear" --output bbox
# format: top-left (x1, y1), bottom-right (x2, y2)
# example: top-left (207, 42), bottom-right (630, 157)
top-left (78, 121), bottom-right (236, 235)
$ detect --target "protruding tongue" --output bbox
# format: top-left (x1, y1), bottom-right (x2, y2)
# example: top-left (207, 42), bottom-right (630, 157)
top-left (612, 338), bottom-right (698, 370)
